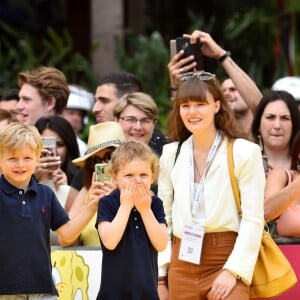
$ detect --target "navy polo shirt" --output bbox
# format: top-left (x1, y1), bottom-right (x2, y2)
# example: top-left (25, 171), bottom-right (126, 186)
top-left (96, 189), bottom-right (166, 300)
top-left (0, 176), bottom-right (69, 295)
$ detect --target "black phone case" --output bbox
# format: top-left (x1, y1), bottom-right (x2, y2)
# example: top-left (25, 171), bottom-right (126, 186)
top-left (176, 37), bottom-right (193, 58)
top-left (175, 37), bottom-right (203, 70)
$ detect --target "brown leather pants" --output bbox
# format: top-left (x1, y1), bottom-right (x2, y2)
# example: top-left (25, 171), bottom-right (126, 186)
top-left (168, 232), bottom-right (249, 300)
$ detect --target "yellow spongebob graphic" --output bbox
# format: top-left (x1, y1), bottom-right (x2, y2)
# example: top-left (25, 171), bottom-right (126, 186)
top-left (51, 250), bottom-right (89, 300)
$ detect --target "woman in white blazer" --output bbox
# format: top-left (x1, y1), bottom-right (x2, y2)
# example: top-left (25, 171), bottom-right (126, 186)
top-left (157, 71), bottom-right (265, 300)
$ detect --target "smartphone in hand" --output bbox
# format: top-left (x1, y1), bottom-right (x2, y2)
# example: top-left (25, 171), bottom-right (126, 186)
top-left (95, 163), bottom-right (111, 182)
top-left (42, 137), bottom-right (57, 157)
top-left (170, 37), bottom-right (203, 71)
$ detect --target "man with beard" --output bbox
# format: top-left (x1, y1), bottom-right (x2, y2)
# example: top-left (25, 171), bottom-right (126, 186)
top-left (222, 78), bottom-right (254, 137)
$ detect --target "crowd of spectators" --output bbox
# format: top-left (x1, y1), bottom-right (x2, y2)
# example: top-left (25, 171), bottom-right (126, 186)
top-left (0, 27), bottom-right (299, 299)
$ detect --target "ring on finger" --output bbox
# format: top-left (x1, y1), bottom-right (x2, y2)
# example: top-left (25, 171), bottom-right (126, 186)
top-left (179, 67), bottom-right (184, 73)
top-left (42, 162), bottom-right (47, 168)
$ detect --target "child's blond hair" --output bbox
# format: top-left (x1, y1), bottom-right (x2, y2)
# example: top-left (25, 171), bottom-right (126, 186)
top-left (0, 122), bottom-right (43, 156)
top-left (110, 141), bottom-right (159, 181)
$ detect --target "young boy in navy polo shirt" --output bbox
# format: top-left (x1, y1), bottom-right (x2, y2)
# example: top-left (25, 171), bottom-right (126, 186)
top-left (95, 141), bottom-right (168, 300)
top-left (0, 122), bottom-right (99, 299)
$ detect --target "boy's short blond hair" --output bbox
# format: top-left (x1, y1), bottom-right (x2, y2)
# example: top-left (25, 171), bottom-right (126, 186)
top-left (0, 122), bottom-right (43, 156)
top-left (110, 140), bottom-right (159, 181)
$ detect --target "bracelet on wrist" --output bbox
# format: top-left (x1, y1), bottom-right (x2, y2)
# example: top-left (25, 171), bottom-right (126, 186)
top-left (217, 51), bottom-right (231, 63)
top-left (158, 276), bottom-right (167, 284)
top-left (158, 276), bottom-right (167, 280)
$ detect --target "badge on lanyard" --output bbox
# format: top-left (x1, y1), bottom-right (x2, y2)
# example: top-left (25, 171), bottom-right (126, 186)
top-left (179, 131), bottom-right (221, 265)
top-left (179, 223), bottom-right (205, 265)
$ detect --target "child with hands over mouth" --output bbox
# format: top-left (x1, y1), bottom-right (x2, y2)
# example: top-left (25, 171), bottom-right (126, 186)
top-left (95, 141), bottom-right (168, 300)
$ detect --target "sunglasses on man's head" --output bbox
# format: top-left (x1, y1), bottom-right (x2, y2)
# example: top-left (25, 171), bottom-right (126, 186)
top-left (180, 71), bottom-right (216, 84)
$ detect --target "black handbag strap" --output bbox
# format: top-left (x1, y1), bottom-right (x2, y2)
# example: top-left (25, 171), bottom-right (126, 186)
top-left (174, 141), bottom-right (183, 166)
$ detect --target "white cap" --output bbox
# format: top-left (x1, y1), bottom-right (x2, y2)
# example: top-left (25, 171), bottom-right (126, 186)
top-left (272, 76), bottom-right (300, 101)
top-left (66, 85), bottom-right (94, 113)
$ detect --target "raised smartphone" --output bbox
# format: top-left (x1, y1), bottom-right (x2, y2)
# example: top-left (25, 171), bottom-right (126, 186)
top-left (42, 137), bottom-right (57, 157)
top-left (170, 37), bottom-right (203, 70)
top-left (95, 163), bottom-right (111, 182)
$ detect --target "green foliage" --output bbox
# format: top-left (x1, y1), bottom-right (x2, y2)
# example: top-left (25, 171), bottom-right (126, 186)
top-left (115, 31), bottom-right (171, 132)
top-left (184, 1), bottom-right (300, 91)
top-left (184, 4), bottom-right (278, 90)
top-left (287, 0), bottom-right (300, 75)
top-left (286, 0), bottom-right (300, 12)
top-left (223, 5), bottom-right (278, 88)
top-left (0, 21), bottom-right (97, 91)
top-left (0, 21), bottom-right (97, 142)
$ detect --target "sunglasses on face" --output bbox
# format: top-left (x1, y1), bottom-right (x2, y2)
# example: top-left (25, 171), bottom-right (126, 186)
top-left (89, 151), bottom-right (112, 165)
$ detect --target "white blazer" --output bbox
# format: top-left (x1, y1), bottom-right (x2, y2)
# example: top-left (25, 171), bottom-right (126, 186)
top-left (158, 136), bottom-right (265, 284)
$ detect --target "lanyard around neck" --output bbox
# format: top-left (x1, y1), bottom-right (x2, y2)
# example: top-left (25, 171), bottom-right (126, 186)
top-left (190, 131), bottom-right (222, 219)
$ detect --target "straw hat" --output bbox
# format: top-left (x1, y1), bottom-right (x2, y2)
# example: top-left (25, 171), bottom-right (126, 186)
top-left (72, 121), bottom-right (125, 167)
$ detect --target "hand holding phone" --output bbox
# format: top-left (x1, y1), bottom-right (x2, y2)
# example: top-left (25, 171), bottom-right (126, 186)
top-left (42, 137), bottom-right (57, 157)
top-left (95, 163), bottom-right (111, 182)
top-left (170, 37), bottom-right (203, 71)
top-left (39, 137), bottom-right (60, 172)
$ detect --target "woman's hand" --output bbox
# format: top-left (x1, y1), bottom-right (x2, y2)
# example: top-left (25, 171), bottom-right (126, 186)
top-left (207, 270), bottom-right (237, 300)
top-left (168, 29), bottom-right (225, 90)
top-left (86, 173), bottom-right (116, 208)
top-left (100, 180), bottom-right (117, 195)
top-left (35, 148), bottom-right (61, 181)
top-left (52, 168), bottom-right (68, 189)
top-left (168, 50), bottom-right (196, 89)
top-left (158, 283), bottom-right (169, 300)
top-left (184, 30), bottom-right (225, 59)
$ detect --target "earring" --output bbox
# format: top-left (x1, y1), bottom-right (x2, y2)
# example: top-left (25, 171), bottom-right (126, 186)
top-left (258, 135), bottom-right (264, 153)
